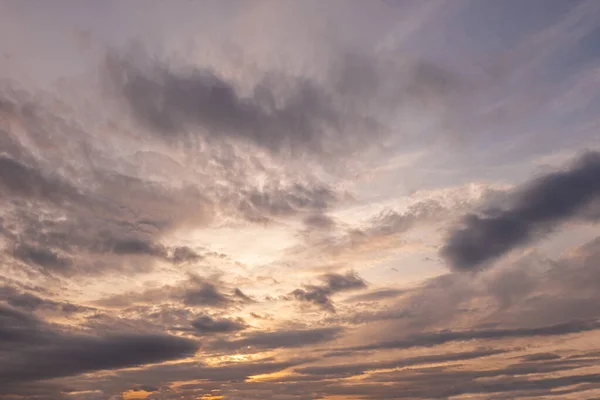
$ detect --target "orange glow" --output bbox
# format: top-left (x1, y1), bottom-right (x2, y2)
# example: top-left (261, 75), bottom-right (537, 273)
top-left (247, 369), bottom-right (293, 382)
top-left (122, 389), bottom-right (152, 399)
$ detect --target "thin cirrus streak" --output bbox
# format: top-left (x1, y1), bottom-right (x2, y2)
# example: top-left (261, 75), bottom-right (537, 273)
top-left (1, 1), bottom-right (600, 399)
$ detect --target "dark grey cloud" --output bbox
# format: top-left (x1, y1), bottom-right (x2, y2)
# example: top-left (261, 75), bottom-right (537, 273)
top-left (181, 279), bottom-right (232, 308)
top-left (93, 275), bottom-right (250, 312)
top-left (0, 156), bottom-right (81, 204)
top-left (189, 314), bottom-right (247, 335)
top-left (0, 305), bottom-right (199, 384)
top-left (105, 50), bottom-right (380, 158)
top-left (210, 326), bottom-right (343, 352)
top-left (105, 42), bottom-right (471, 165)
top-left (324, 271), bottom-right (368, 292)
top-left (103, 237), bottom-right (164, 257)
top-left (0, 304), bottom-right (54, 347)
top-left (346, 319), bottom-right (600, 352)
top-left (97, 238), bottom-right (204, 263)
top-left (12, 243), bottom-right (73, 273)
top-left (521, 352), bottom-right (561, 362)
top-left (442, 151), bottom-right (600, 270)
top-left (3, 290), bottom-right (47, 311)
top-left (0, 285), bottom-right (93, 314)
top-left (292, 286), bottom-right (334, 312)
top-left (1, 334), bottom-right (198, 384)
top-left (303, 213), bottom-right (336, 230)
top-left (232, 288), bottom-right (255, 303)
top-left (170, 246), bottom-right (202, 264)
top-left (291, 271), bottom-right (367, 312)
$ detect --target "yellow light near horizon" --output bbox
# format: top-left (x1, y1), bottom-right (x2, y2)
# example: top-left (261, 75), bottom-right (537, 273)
top-left (205, 353), bottom-right (253, 365)
top-left (122, 389), bottom-right (152, 400)
top-left (247, 369), bottom-right (292, 382)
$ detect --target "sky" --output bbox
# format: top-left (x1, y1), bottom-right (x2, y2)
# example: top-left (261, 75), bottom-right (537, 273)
top-left (2, 1), bottom-right (600, 399)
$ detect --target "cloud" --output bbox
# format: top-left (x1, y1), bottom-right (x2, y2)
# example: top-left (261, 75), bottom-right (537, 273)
top-left (0, 94), bottom-right (217, 277)
top-left (105, 49), bottom-right (381, 158)
top-left (346, 319), bottom-right (600, 352)
top-left (11, 243), bottom-right (73, 273)
top-left (0, 304), bottom-right (52, 348)
top-left (324, 271), bottom-right (368, 292)
top-left (0, 285), bottom-right (93, 314)
top-left (1, 334), bottom-right (198, 384)
top-left (2, 2), bottom-right (600, 399)
top-left (521, 352), bottom-right (561, 362)
top-left (189, 314), bottom-right (247, 335)
top-left (210, 326), bottom-right (343, 352)
top-left (295, 348), bottom-right (506, 377)
top-left (0, 90), bottom-right (346, 281)
top-left (181, 278), bottom-right (233, 308)
top-left (237, 182), bottom-right (338, 223)
top-left (232, 288), bottom-right (255, 303)
top-left (103, 237), bottom-right (164, 257)
top-left (480, 235), bottom-right (600, 326)
top-left (291, 271), bottom-right (367, 312)
top-left (0, 158), bottom-right (211, 277)
top-left (94, 275), bottom-right (250, 312)
top-left (442, 151), bottom-right (600, 270)
top-left (302, 213), bottom-right (336, 230)
top-left (314, 354), bottom-right (600, 399)
top-left (296, 198), bottom-right (458, 263)
top-left (336, 235), bottom-right (600, 346)
top-left (52, 356), bottom-right (312, 399)
top-left (0, 305), bottom-right (199, 384)
top-left (344, 288), bottom-right (407, 303)
top-left (0, 156), bottom-right (81, 204)
top-left (171, 246), bottom-right (202, 264)
top-left (105, 42), bottom-right (469, 164)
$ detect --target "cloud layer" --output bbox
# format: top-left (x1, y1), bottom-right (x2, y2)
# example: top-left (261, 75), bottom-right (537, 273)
top-left (2, 1), bottom-right (600, 399)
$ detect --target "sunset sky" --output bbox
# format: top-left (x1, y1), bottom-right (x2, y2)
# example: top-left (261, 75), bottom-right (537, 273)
top-left (2, 1), bottom-right (600, 399)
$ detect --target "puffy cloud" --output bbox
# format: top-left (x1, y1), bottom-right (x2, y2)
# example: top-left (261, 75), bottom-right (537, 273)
top-left (442, 152), bottom-right (600, 270)
top-left (181, 279), bottom-right (233, 308)
top-left (189, 314), bottom-right (247, 335)
top-left (291, 271), bottom-right (367, 312)
top-left (106, 51), bottom-right (372, 159)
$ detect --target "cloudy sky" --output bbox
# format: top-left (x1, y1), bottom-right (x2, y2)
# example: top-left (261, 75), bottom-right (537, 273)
top-left (2, 1), bottom-right (600, 399)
